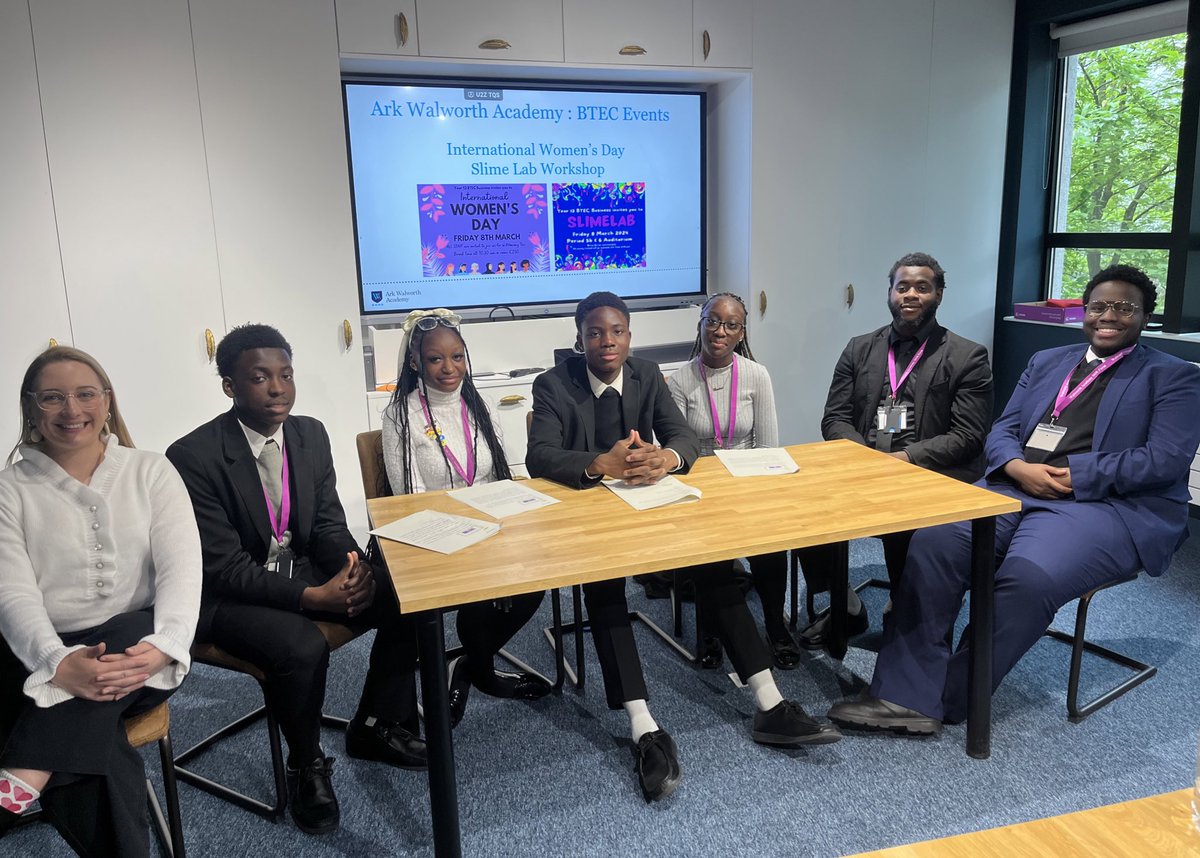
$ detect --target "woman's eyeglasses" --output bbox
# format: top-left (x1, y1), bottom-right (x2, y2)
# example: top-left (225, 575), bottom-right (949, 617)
top-left (414, 313), bottom-right (463, 331)
top-left (701, 316), bottom-right (744, 334)
top-left (1084, 301), bottom-right (1141, 317)
top-left (26, 387), bottom-right (109, 412)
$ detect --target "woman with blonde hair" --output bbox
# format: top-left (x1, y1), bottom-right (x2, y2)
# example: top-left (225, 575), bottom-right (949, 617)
top-left (0, 346), bottom-right (201, 857)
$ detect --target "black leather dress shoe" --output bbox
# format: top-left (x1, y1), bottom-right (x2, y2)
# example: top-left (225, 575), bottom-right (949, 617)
top-left (475, 669), bottom-right (553, 700)
top-left (798, 605), bottom-right (870, 651)
top-left (766, 628), bottom-right (803, 670)
top-left (286, 756), bottom-right (339, 835)
top-left (752, 700), bottom-right (842, 746)
top-left (698, 635), bottom-right (723, 669)
top-left (345, 716), bottom-right (429, 769)
top-left (634, 729), bottom-right (682, 802)
top-left (447, 656), bottom-right (471, 728)
top-left (827, 695), bottom-right (942, 735)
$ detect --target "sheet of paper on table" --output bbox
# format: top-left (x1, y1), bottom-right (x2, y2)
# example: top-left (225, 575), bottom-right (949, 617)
top-left (369, 509), bottom-right (500, 554)
top-left (604, 475), bottom-right (702, 511)
top-left (448, 479), bottom-right (560, 519)
top-left (713, 447), bottom-right (799, 477)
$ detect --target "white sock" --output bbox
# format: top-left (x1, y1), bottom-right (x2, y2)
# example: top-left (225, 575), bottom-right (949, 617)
top-left (846, 588), bottom-right (864, 614)
top-left (0, 769), bottom-right (41, 815)
top-left (623, 699), bottom-right (660, 741)
top-left (746, 670), bottom-right (784, 711)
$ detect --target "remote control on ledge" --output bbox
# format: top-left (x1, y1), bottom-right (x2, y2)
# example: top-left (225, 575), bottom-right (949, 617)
top-left (508, 367), bottom-right (546, 377)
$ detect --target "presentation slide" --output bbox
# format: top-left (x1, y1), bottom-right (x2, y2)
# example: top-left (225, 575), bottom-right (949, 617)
top-left (344, 82), bottom-right (703, 314)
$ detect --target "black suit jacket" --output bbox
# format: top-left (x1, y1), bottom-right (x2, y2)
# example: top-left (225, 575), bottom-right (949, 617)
top-left (820, 322), bottom-right (993, 483)
top-left (166, 409), bottom-right (362, 635)
top-left (526, 355), bottom-right (702, 489)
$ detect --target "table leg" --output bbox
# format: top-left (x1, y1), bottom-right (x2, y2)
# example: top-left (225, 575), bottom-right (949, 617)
top-left (416, 610), bottom-right (461, 857)
top-left (828, 540), bottom-right (849, 660)
top-left (967, 516), bottom-right (996, 760)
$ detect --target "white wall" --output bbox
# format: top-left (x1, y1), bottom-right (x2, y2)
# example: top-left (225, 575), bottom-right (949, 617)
top-left (749, 0), bottom-right (1014, 443)
top-left (3, 0), bottom-right (1014, 534)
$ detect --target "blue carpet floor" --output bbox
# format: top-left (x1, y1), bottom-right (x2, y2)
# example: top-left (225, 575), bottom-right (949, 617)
top-left (11, 533), bottom-right (1200, 857)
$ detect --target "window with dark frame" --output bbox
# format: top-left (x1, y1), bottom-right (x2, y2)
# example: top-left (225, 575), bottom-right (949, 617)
top-left (1046, 9), bottom-right (1187, 311)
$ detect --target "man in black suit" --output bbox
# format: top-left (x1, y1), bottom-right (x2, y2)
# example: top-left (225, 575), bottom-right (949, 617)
top-left (796, 252), bottom-right (993, 651)
top-left (526, 292), bottom-right (838, 803)
top-left (166, 324), bottom-right (424, 836)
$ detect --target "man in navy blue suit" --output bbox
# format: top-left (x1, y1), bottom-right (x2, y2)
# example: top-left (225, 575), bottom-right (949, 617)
top-left (828, 265), bottom-right (1200, 733)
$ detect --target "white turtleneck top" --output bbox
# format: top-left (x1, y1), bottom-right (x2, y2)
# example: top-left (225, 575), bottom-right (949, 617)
top-left (381, 383), bottom-right (500, 494)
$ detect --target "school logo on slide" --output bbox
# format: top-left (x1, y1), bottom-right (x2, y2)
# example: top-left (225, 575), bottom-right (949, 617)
top-left (370, 291), bottom-right (383, 303)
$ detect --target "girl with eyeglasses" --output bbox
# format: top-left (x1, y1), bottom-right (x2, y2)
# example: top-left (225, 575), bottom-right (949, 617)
top-left (666, 293), bottom-right (802, 670)
top-left (0, 347), bottom-right (201, 855)
top-left (382, 310), bottom-right (550, 727)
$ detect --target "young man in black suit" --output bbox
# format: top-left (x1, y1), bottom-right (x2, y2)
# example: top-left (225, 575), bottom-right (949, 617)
top-left (527, 292), bottom-right (838, 803)
top-left (795, 252), bottom-right (993, 650)
top-left (166, 324), bottom-right (424, 836)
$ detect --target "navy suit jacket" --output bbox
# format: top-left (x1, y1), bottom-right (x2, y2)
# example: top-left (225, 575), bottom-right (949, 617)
top-left (526, 355), bottom-right (701, 489)
top-left (985, 343), bottom-right (1200, 576)
top-left (166, 410), bottom-right (363, 636)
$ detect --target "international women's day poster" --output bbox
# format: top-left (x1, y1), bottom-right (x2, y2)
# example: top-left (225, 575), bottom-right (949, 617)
top-left (417, 181), bottom-right (648, 277)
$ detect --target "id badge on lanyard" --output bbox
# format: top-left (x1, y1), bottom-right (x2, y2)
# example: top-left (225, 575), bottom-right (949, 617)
top-left (1026, 423), bottom-right (1067, 453)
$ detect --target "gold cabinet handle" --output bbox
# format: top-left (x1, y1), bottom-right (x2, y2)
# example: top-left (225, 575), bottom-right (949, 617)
top-left (498, 394), bottom-right (527, 405)
top-left (396, 12), bottom-right (409, 47)
top-left (702, 30), bottom-right (711, 61)
top-left (343, 320), bottom-right (353, 350)
top-left (619, 44), bottom-right (647, 56)
top-left (479, 38), bottom-right (511, 50)
top-left (846, 284), bottom-right (855, 308)
top-left (759, 290), bottom-right (768, 316)
top-left (48, 337), bottom-right (59, 348)
top-left (205, 328), bottom-right (216, 363)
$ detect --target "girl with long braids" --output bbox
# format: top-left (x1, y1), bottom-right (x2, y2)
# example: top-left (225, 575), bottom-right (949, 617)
top-left (667, 293), bottom-right (802, 670)
top-left (381, 309), bottom-right (550, 726)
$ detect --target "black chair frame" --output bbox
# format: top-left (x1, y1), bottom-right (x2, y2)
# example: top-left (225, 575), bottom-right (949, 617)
top-left (1042, 575), bottom-right (1156, 722)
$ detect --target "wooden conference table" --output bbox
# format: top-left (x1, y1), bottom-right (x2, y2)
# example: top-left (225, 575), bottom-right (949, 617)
top-left (848, 788), bottom-right (1200, 856)
top-left (367, 439), bottom-right (1022, 858)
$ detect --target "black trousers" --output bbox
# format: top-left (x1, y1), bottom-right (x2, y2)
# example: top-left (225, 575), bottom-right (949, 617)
top-left (456, 592), bottom-right (545, 685)
top-left (795, 530), bottom-right (915, 599)
top-left (202, 564), bottom-right (418, 766)
top-left (0, 609), bottom-right (175, 858)
top-left (585, 564), bottom-right (774, 710)
top-left (686, 561), bottom-right (773, 682)
top-left (742, 550), bottom-right (790, 637)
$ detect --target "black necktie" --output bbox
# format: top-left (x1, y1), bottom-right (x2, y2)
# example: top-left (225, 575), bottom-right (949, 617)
top-left (594, 387), bottom-right (624, 450)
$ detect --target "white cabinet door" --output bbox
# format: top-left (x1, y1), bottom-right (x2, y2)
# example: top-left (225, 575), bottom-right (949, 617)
top-left (189, 0), bottom-right (374, 535)
top-left (563, 0), bottom-right (692, 66)
top-left (335, 0), bottom-right (418, 55)
top-left (693, 0), bottom-right (752, 68)
top-left (477, 377), bottom-right (535, 467)
top-left (29, 0), bottom-right (228, 455)
top-left (0, 0), bottom-right (73, 411)
top-left (416, 0), bottom-right (563, 62)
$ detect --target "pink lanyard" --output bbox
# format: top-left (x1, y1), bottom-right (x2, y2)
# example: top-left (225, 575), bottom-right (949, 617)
top-left (1050, 345), bottom-right (1135, 423)
top-left (699, 356), bottom-right (739, 448)
top-left (887, 339), bottom-right (928, 403)
top-left (419, 390), bottom-right (476, 486)
top-left (261, 440), bottom-right (290, 544)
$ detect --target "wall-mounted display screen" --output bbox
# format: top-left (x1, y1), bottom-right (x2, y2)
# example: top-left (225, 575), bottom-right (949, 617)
top-left (343, 79), bottom-right (705, 316)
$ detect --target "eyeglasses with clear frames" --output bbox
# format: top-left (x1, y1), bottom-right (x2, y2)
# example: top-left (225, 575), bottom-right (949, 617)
top-left (414, 313), bottom-right (463, 332)
top-left (1084, 300), bottom-right (1141, 317)
top-left (26, 387), bottom-right (110, 412)
top-left (701, 316), bottom-right (744, 334)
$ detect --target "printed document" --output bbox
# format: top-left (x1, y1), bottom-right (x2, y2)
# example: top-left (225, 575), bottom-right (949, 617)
top-left (605, 475), bottom-right (702, 511)
top-left (370, 509), bottom-right (499, 554)
top-left (449, 479), bottom-right (559, 518)
top-left (713, 448), bottom-right (799, 477)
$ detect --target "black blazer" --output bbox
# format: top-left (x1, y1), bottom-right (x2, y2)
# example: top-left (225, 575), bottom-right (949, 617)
top-left (820, 323), bottom-right (993, 483)
top-left (166, 409), bottom-right (362, 635)
top-left (526, 355), bottom-right (702, 489)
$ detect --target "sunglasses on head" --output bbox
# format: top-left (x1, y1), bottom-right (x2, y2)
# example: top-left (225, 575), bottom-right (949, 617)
top-left (414, 313), bottom-right (462, 331)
